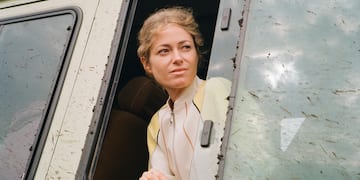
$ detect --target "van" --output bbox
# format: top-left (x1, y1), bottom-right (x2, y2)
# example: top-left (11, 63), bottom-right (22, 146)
top-left (0, 0), bottom-right (359, 179)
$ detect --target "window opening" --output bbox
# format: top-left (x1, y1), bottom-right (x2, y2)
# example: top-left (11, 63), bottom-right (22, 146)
top-left (91, 1), bottom-right (221, 179)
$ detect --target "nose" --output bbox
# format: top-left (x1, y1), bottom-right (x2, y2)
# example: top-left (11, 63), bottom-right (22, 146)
top-left (172, 49), bottom-right (184, 64)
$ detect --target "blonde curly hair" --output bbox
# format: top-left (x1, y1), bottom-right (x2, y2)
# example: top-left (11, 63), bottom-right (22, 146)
top-left (137, 6), bottom-right (204, 61)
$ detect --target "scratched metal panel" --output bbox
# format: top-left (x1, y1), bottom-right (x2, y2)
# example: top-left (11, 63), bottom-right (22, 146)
top-left (224, 0), bottom-right (360, 179)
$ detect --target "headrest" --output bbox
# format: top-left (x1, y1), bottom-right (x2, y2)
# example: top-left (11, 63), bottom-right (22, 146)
top-left (117, 76), bottom-right (168, 122)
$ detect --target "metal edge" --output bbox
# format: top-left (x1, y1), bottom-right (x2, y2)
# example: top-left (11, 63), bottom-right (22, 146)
top-left (216, 0), bottom-right (251, 179)
top-left (0, 0), bottom-right (46, 10)
top-left (75, 0), bottom-right (138, 179)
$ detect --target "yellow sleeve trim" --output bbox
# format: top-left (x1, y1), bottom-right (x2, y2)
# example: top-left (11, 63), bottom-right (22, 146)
top-left (193, 80), bottom-right (206, 110)
top-left (147, 112), bottom-right (160, 158)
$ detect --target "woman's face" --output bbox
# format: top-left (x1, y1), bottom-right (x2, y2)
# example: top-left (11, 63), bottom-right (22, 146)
top-left (142, 24), bottom-right (198, 94)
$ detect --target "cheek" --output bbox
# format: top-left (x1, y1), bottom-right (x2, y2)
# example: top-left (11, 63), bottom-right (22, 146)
top-left (148, 58), bottom-right (166, 77)
top-left (189, 54), bottom-right (199, 70)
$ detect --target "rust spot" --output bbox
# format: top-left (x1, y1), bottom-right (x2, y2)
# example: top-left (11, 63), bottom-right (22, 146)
top-left (248, 91), bottom-right (259, 99)
top-left (238, 18), bottom-right (244, 28)
top-left (217, 154), bottom-right (224, 160)
top-left (332, 151), bottom-right (337, 158)
top-left (307, 96), bottom-right (314, 104)
top-left (301, 111), bottom-right (318, 118)
top-left (306, 10), bottom-right (317, 15)
top-left (333, 89), bottom-right (357, 94)
top-left (280, 106), bottom-right (292, 115)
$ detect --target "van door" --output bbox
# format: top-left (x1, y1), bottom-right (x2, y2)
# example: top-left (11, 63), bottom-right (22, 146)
top-left (1, 0), bottom-right (125, 179)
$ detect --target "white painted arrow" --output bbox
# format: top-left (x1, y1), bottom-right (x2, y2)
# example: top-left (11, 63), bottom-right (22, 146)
top-left (280, 117), bottom-right (306, 152)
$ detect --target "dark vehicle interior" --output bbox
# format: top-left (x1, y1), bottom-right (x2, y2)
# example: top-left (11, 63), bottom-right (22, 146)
top-left (93, 0), bottom-right (220, 179)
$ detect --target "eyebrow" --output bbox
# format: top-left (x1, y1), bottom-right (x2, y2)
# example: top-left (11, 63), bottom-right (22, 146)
top-left (157, 40), bottom-right (192, 47)
top-left (178, 40), bottom-right (192, 44)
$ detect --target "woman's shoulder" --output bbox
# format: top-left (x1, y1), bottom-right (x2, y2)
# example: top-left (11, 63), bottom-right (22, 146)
top-left (200, 77), bottom-right (231, 98)
top-left (206, 77), bottom-right (231, 91)
top-left (193, 77), bottom-right (231, 110)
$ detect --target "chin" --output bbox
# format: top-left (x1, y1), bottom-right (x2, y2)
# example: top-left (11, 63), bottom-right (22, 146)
top-left (163, 79), bottom-right (188, 88)
top-left (173, 80), bottom-right (193, 88)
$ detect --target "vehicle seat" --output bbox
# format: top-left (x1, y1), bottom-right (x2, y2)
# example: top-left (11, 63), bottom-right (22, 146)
top-left (94, 76), bottom-right (167, 180)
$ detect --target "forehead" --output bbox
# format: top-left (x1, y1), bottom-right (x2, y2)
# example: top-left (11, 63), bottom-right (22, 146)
top-left (151, 24), bottom-right (193, 45)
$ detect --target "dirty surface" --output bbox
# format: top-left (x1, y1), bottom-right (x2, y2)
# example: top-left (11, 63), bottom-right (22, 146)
top-left (223, 0), bottom-right (360, 179)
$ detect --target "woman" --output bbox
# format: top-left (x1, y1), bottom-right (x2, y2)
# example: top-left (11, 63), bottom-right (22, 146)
top-left (138, 7), bottom-right (230, 180)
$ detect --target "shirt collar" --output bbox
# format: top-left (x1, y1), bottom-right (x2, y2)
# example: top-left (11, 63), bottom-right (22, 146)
top-left (166, 76), bottom-right (202, 110)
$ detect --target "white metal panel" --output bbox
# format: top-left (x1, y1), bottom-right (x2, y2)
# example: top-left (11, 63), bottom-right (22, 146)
top-left (36, 0), bottom-right (123, 179)
top-left (0, 0), bottom-right (124, 179)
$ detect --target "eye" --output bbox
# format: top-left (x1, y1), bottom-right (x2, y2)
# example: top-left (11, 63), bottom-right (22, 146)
top-left (181, 45), bottom-right (192, 51)
top-left (158, 48), bottom-right (169, 56)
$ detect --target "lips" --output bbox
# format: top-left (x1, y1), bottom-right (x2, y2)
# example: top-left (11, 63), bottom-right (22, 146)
top-left (170, 68), bottom-right (187, 74)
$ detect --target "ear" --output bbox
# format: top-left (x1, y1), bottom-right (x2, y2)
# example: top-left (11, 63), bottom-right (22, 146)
top-left (140, 56), bottom-right (152, 75)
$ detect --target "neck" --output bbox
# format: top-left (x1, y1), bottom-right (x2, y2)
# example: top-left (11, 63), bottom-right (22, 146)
top-left (166, 88), bottom-right (185, 102)
top-left (166, 76), bottom-right (198, 107)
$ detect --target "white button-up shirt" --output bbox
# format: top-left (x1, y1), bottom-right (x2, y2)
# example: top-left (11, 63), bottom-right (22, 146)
top-left (151, 77), bottom-right (203, 180)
